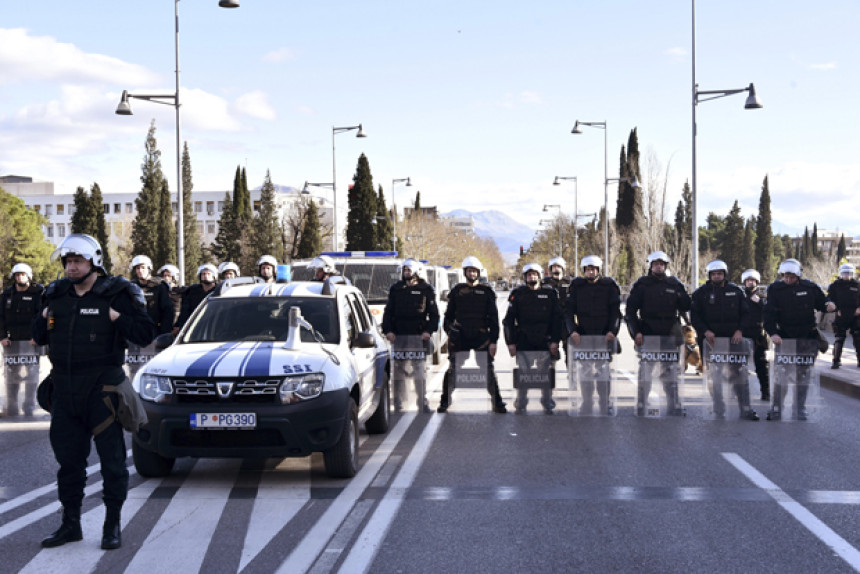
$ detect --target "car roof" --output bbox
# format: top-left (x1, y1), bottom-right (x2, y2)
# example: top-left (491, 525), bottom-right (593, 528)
top-left (214, 277), bottom-right (354, 299)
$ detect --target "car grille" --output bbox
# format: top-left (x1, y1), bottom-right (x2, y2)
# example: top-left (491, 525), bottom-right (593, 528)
top-left (172, 378), bottom-right (282, 404)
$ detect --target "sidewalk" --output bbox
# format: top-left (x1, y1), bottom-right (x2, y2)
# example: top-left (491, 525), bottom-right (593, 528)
top-left (817, 330), bottom-right (860, 400)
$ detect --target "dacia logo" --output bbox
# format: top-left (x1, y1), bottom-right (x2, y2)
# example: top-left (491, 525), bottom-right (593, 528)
top-left (217, 381), bottom-right (234, 397)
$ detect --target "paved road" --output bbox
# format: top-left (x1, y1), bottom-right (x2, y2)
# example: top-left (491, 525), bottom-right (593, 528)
top-left (2, 293), bottom-right (860, 573)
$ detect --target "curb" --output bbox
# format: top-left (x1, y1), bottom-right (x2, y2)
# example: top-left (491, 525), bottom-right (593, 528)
top-left (819, 369), bottom-right (860, 400)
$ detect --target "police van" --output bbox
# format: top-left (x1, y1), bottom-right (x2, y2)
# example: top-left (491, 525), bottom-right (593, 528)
top-left (292, 252), bottom-right (448, 363)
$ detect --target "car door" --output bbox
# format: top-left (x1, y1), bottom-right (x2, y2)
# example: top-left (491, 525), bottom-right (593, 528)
top-left (344, 292), bottom-right (377, 414)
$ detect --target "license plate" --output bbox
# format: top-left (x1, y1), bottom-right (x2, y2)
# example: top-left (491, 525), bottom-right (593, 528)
top-left (190, 413), bottom-right (256, 429)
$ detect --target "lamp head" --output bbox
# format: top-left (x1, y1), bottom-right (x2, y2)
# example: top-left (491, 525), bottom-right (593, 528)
top-left (356, 124), bottom-right (367, 138)
top-left (219, 0), bottom-right (240, 7)
top-left (553, 177), bottom-right (561, 186)
top-left (744, 83), bottom-right (763, 109)
top-left (115, 90), bottom-right (133, 115)
top-left (571, 120), bottom-right (583, 134)
top-left (405, 177), bottom-right (412, 186)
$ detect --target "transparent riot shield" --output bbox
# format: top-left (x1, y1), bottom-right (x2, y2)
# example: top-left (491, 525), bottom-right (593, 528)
top-left (513, 350), bottom-right (555, 415)
top-left (390, 335), bottom-right (429, 412)
top-left (567, 336), bottom-right (616, 417)
top-left (126, 342), bottom-right (158, 380)
top-left (768, 339), bottom-right (820, 422)
top-left (3, 340), bottom-right (43, 416)
top-left (635, 336), bottom-right (684, 418)
top-left (449, 350), bottom-right (492, 412)
top-left (702, 338), bottom-right (756, 420)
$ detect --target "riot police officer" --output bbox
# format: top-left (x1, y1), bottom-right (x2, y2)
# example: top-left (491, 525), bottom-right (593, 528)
top-left (257, 255), bottom-right (278, 283)
top-left (542, 256), bottom-right (573, 301)
top-left (691, 260), bottom-right (758, 420)
top-left (156, 264), bottom-right (184, 325)
top-left (625, 251), bottom-right (691, 415)
top-left (1, 263), bottom-right (44, 416)
top-left (218, 261), bottom-right (241, 281)
top-left (437, 256), bottom-right (507, 413)
top-left (826, 263), bottom-right (860, 369)
top-left (130, 255), bottom-right (174, 335)
top-left (381, 258), bottom-right (439, 412)
top-left (564, 255), bottom-right (621, 414)
top-left (174, 264), bottom-right (218, 333)
top-left (32, 234), bottom-right (155, 550)
top-left (741, 269), bottom-right (770, 400)
top-left (504, 263), bottom-right (563, 414)
top-left (764, 258), bottom-right (832, 420)
top-left (308, 255), bottom-right (338, 282)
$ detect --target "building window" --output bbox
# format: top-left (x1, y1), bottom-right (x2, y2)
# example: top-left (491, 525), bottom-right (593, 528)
top-left (45, 204), bottom-right (53, 216)
top-left (206, 201), bottom-right (215, 216)
top-left (253, 200), bottom-right (261, 212)
top-left (196, 221), bottom-right (204, 235)
top-left (171, 202), bottom-right (177, 214)
top-left (218, 201), bottom-right (224, 212)
top-left (194, 201), bottom-right (202, 213)
top-left (33, 204), bottom-right (41, 213)
top-left (57, 223), bottom-right (66, 237)
top-left (126, 203), bottom-right (133, 214)
top-left (103, 204), bottom-right (109, 214)
top-left (45, 224), bottom-right (53, 238)
top-left (207, 221), bottom-right (216, 235)
top-left (114, 203), bottom-right (121, 214)
top-left (57, 204), bottom-right (65, 215)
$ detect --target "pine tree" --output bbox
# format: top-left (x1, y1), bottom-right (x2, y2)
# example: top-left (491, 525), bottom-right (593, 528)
top-left (754, 175), bottom-right (775, 282)
top-left (296, 200), bottom-right (322, 258)
top-left (375, 185), bottom-right (394, 251)
top-left (154, 179), bottom-right (176, 270)
top-left (89, 183), bottom-right (113, 273)
top-left (783, 234), bottom-right (793, 260)
top-left (345, 154), bottom-right (377, 251)
top-left (181, 142), bottom-right (203, 281)
top-left (213, 191), bottom-right (239, 263)
top-left (253, 170), bottom-right (284, 261)
top-left (0, 189), bottom-right (59, 283)
top-left (721, 201), bottom-right (745, 277)
top-left (131, 120), bottom-right (164, 260)
top-left (70, 186), bottom-right (95, 235)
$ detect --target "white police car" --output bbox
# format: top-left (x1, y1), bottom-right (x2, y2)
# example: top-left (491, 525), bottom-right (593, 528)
top-left (131, 276), bottom-right (391, 479)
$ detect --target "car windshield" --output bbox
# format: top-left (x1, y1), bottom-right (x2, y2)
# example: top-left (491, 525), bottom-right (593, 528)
top-left (180, 297), bottom-right (339, 344)
top-left (292, 262), bottom-right (400, 304)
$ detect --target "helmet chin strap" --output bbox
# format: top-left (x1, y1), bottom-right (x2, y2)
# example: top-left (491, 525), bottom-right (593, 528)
top-left (68, 266), bottom-right (95, 285)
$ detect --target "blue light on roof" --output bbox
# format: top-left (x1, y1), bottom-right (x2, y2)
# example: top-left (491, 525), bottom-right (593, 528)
top-left (320, 251), bottom-right (398, 258)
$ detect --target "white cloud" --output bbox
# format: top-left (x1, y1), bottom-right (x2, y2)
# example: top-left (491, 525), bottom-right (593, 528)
top-left (664, 47), bottom-right (687, 61)
top-left (519, 91), bottom-right (542, 104)
top-left (233, 90), bottom-right (276, 121)
top-left (262, 47), bottom-right (296, 63)
top-left (809, 61), bottom-right (837, 70)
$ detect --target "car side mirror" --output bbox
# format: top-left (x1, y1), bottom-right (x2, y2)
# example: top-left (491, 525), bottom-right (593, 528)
top-left (154, 332), bottom-right (174, 351)
top-left (354, 331), bottom-right (376, 348)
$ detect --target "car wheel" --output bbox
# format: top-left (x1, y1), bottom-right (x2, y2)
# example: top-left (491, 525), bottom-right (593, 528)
top-left (365, 378), bottom-right (390, 434)
top-left (132, 440), bottom-right (175, 477)
top-left (324, 400), bottom-right (359, 478)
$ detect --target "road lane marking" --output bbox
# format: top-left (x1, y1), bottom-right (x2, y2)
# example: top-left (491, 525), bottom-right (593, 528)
top-left (723, 452), bottom-right (860, 571)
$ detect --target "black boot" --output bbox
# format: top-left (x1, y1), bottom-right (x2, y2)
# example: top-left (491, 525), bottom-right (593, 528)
top-left (832, 340), bottom-right (843, 369)
top-left (437, 370), bottom-right (451, 413)
top-left (101, 505), bottom-right (122, 550)
top-left (41, 506), bottom-right (83, 548)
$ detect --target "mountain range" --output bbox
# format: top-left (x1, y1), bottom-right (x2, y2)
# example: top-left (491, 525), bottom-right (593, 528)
top-left (443, 209), bottom-right (533, 264)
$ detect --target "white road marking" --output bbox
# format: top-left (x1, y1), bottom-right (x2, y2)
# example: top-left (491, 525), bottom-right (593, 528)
top-left (723, 452), bottom-right (860, 572)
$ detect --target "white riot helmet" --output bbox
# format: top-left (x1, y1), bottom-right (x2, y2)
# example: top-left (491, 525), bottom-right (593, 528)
top-left (548, 256), bottom-right (566, 274)
top-left (839, 263), bottom-right (856, 279)
top-left (462, 256), bottom-right (483, 273)
top-left (10, 263), bottom-right (33, 282)
top-left (580, 255), bottom-right (602, 272)
top-left (157, 264), bottom-right (180, 280)
top-left (741, 269), bottom-right (761, 284)
top-left (308, 255), bottom-right (335, 275)
top-left (522, 263), bottom-right (543, 278)
top-left (647, 251), bottom-right (670, 266)
top-left (50, 233), bottom-right (105, 273)
top-left (706, 259), bottom-right (728, 278)
top-left (219, 261), bottom-right (240, 277)
top-left (129, 254), bottom-right (153, 272)
top-left (197, 263), bottom-right (219, 280)
top-left (257, 255), bottom-right (278, 270)
top-left (399, 258), bottom-right (425, 280)
top-left (778, 258), bottom-right (802, 277)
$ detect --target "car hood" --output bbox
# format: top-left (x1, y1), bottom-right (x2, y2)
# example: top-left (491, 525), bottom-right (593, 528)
top-left (143, 341), bottom-right (334, 378)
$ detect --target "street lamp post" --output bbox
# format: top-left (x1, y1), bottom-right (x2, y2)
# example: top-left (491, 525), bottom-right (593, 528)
top-left (692, 0), bottom-right (762, 288)
top-left (301, 181), bottom-right (335, 249)
top-left (391, 177), bottom-right (412, 255)
top-left (542, 204), bottom-right (562, 259)
top-left (571, 120), bottom-right (610, 269)
top-left (116, 0), bottom-right (238, 286)
top-left (332, 124), bottom-right (366, 251)
top-left (553, 176), bottom-right (579, 270)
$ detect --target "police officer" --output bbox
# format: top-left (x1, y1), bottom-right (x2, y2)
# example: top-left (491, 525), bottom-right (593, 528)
top-left (625, 251), bottom-right (691, 415)
top-left (156, 264), bottom-right (184, 325)
top-left (218, 261), bottom-right (241, 281)
top-left (564, 255), bottom-right (621, 415)
top-left (129, 255), bottom-right (174, 335)
top-left (1, 263), bottom-right (44, 417)
top-left (437, 256), bottom-right (507, 414)
top-left (174, 264), bottom-right (218, 334)
top-left (308, 255), bottom-right (338, 282)
top-left (257, 255), bottom-right (278, 283)
top-left (764, 258), bottom-right (832, 420)
top-left (32, 234), bottom-right (155, 550)
top-left (826, 263), bottom-right (860, 369)
top-left (381, 258), bottom-right (439, 412)
top-left (691, 260), bottom-right (758, 420)
top-left (741, 269), bottom-right (770, 400)
top-left (504, 263), bottom-right (563, 414)
top-left (542, 256), bottom-right (573, 301)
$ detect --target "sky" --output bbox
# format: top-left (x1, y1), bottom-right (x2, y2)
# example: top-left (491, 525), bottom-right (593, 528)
top-left (1, 0), bottom-right (858, 238)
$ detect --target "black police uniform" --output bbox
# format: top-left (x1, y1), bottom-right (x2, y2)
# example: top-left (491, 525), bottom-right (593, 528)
top-left (381, 278), bottom-right (439, 411)
top-left (826, 277), bottom-right (860, 367)
top-left (32, 274), bottom-right (156, 548)
top-left (564, 276), bottom-right (621, 414)
top-left (742, 284), bottom-right (770, 398)
top-left (764, 277), bottom-right (828, 419)
top-left (503, 285), bottom-right (563, 413)
top-left (132, 275), bottom-right (175, 335)
top-left (437, 281), bottom-right (506, 412)
top-left (0, 281), bottom-right (44, 416)
top-left (691, 279), bottom-right (757, 419)
top-left (625, 272), bottom-right (691, 414)
top-left (174, 282), bottom-right (215, 331)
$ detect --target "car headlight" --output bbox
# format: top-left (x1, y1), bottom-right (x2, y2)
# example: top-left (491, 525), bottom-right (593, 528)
top-left (140, 374), bottom-right (173, 403)
top-left (280, 373), bottom-right (325, 404)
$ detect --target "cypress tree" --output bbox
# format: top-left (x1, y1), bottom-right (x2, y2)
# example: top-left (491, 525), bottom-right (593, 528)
top-left (721, 201), bottom-right (745, 277)
top-left (90, 183), bottom-right (113, 273)
top-left (213, 191), bottom-right (239, 263)
top-left (783, 234), bottom-right (793, 260)
top-left (296, 200), bottom-right (322, 258)
top-left (801, 227), bottom-right (810, 264)
top-left (345, 154), bottom-right (377, 251)
top-left (70, 186), bottom-right (95, 235)
top-left (740, 217), bottom-right (755, 280)
top-left (837, 234), bottom-right (846, 262)
top-left (811, 223), bottom-right (819, 257)
top-left (131, 120), bottom-right (164, 260)
top-left (181, 142), bottom-right (202, 281)
top-left (375, 185), bottom-right (394, 251)
top-left (253, 170), bottom-right (284, 261)
top-left (240, 167), bottom-right (252, 221)
top-left (154, 179), bottom-right (176, 270)
top-left (754, 175), bottom-right (774, 281)
top-left (413, 190), bottom-right (421, 212)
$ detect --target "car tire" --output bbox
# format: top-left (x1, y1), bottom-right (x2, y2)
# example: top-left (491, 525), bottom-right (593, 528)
top-left (324, 400), bottom-right (359, 478)
top-left (132, 440), bottom-right (175, 477)
top-left (365, 378), bottom-right (390, 434)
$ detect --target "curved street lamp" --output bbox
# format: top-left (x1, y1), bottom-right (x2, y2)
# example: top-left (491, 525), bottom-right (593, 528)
top-left (332, 124), bottom-right (366, 251)
top-left (391, 177), bottom-right (412, 255)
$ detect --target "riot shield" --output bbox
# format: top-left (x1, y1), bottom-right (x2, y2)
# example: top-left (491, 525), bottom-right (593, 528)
top-left (768, 339), bottom-right (820, 422)
top-left (126, 342), bottom-right (158, 380)
top-left (567, 336), bottom-right (616, 417)
top-left (702, 338), bottom-right (756, 420)
top-left (449, 350), bottom-right (492, 412)
top-left (635, 336), bottom-right (684, 417)
top-left (3, 340), bottom-right (44, 416)
top-left (513, 350), bottom-right (555, 415)
top-left (390, 335), bottom-right (429, 412)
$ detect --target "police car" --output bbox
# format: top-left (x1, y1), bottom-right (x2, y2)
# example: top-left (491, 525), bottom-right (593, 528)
top-left (131, 276), bottom-right (391, 479)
